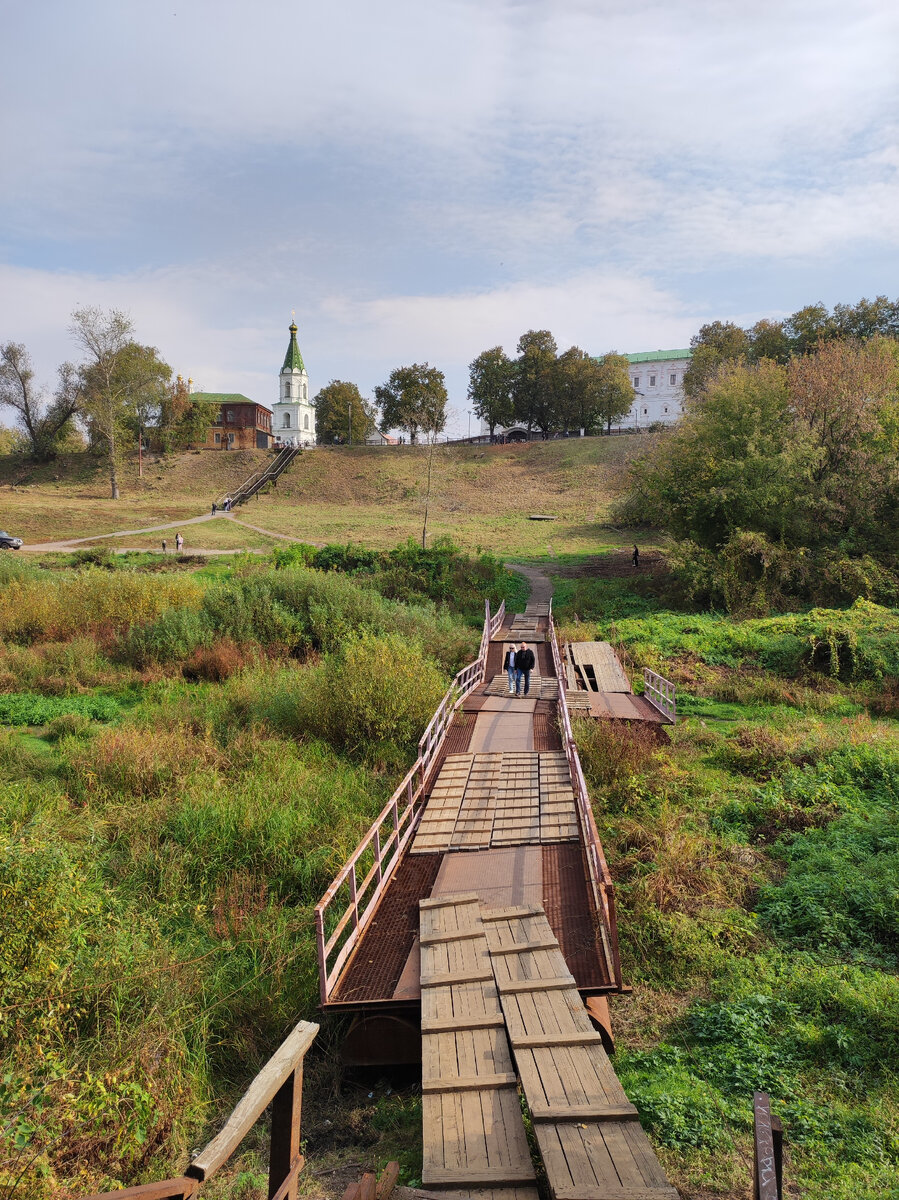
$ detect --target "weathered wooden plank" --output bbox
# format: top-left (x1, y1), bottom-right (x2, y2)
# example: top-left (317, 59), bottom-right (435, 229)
top-left (511, 1031), bottom-right (602, 1049)
top-left (375, 1162), bottom-right (400, 1200)
top-left (422, 1167), bottom-right (538, 1186)
top-left (82, 1180), bottom-right (198, 1200)
top-left (422, 1014), bottom-right (506, 1033)
top-left (422, 968), bottom-right (494, 987)
top-left (422, 1073), bottom-right (518, 1093)
top-left (530, 1103), bottom-right (639, 1122)
top-left (497, 976), bottom-right (576, 994)
top-left (552, 1188), bottom-right (679, 1200)
top-left (489, 938), bottom-right (559, 955)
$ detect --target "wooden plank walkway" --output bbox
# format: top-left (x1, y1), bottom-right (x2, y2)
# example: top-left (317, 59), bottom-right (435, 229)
top-left (567, 643), bottom-right (631, 694)
top-left (482, 905), bottom-right (678, 1200)
top-left (412, 753), bottom-right (578, 854)
top-left (420, 893), bottom-right (539, 1200)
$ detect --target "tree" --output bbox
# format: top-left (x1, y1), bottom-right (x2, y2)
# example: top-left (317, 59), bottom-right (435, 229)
top-left (71, 307), bottom-right (171, 498)
top-left (553, 347), bottom-right (597, 433)
top-left (375, 363), bottom-right (447, 444)
top-left (116, 342), bottom-right (172, 450)
top-left (157, 376), bottom-right (209, 452)
top-left (683, 321), bottom-right (751, 400)
top-left (0, 343), bottom-right (80, 460)
top-left (513, 330), bottom-right (558, 436)
top-left (783, 303), bottom-right (835, 355)
top-left (314, 380), bottom-right (376, 445)
top-left (594, 352), bottom-right (634, 433)
top-left (748, 319), bottom-right (791, 364)
top-left (467, 347), bottom-right (515, 439)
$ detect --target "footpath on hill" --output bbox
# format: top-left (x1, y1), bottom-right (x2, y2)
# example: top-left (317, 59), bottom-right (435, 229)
top-left (23, 512), bottom-right (319, 554)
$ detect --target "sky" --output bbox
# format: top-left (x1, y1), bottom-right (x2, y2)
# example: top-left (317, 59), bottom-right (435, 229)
top-left (2, 0), bottom-right (898, 435)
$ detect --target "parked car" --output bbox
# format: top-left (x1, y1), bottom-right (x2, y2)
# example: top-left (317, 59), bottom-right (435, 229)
top-left (0, 531), bottom-right (23, 550)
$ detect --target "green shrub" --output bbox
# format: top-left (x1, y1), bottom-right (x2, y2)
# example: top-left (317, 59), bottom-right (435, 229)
top-left (293, 631), bottom-right (448, 756)
top-left (116, 606), bottom-right (213, 667)
top-left (0, 692), bottom-right (119, 725)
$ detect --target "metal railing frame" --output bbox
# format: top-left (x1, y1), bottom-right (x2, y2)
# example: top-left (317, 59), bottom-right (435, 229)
top-left (548, 602), bottom-right (624, 991)
top-left (643, 667), bottom-right (677, 723)
top-left (314, 598), bottom-right (505, 1003)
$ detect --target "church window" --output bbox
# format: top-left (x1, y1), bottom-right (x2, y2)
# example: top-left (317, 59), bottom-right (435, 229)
top-left (302, 383), bottom-right (307, 399)
top-left (284, 383), bottom-right (292, 399)
top-left (670, 373), bottom-right (676, 384)
top-left (284, 413), bottom-right (291, 428)
top-left (304, 414), bottom-right (309, 430)
top-left (642, 407), bottom-right (648, 415)
top-left (632, 376), bottom-right (640, 387)
top-left (649, 375), bottom-right (656, 386)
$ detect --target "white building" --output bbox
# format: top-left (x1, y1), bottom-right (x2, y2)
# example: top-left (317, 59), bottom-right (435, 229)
top-left (625, 349), bottom-right (691, 428)
top-left (271, 321), bottom-right (317, 446)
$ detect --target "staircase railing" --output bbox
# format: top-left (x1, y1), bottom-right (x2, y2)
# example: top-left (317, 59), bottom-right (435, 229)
top-left (314, 598), bottom-right (504, 1003)
top-left (643, 667), bottom-right (677, 723)
top-left (548, 601), bottom-right (624, 991)
top-left (82, 1020), bottom-right (318, 1200)
top-left (216, 445), bottom-right (300, 510)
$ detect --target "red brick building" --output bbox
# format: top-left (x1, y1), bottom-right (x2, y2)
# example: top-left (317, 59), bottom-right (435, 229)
top-left (195, 394), bottom-right (273, 449)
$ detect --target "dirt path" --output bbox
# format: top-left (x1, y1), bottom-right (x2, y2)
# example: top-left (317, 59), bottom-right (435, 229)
top-left (23, 512), bottom-right (318, 553)
top-left (506, 562), bottom-right (554, 607)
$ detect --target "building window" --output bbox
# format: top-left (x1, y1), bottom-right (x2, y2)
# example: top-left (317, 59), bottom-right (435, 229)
top-left (663, 407), bottom-right (669, 414)
top-left (642, 407), bottom-right (648, 416)
top-left (284, 383), bottom-right (291, 399)
top-left (302, 383), bottom-right (307, 399)
top-left (214, 413), bottom-right (222, 425)
top-left (283, 413), bottom-right (291, 428)
top-left (670, 373), bottom-right (676, 385)
top-left (649, 375), bottom-right (656, 387)
top-left (633, 376), bottom-right (640, 388)
top-left (226, 410), bottom-right (234, 422)
top-left (227, 432), bottom-right (235, 445)
top-left (304, 413), bottom-right (309, 430)
top-left (214, 432), bottom-right (221, 444)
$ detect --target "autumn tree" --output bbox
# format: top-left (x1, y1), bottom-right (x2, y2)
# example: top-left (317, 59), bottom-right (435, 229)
top-left (375, 363), bottom-right (447, 443)
top-left (682, 321), bottom-right (751, 400)
top-left (157, 376), bottom-right (209, 451)
top-left (71, 307), bottom-right (171, 498)
top-left (467, 347), bottom-right (515, 439)
top-left (314, 380), bottom-right (376, 445)
top-left (594, 352), bottom-right (635, 433)
top-left (513, 330), bottom-right (558, 436)
top-left (0, 343), bottom-right (80, 460)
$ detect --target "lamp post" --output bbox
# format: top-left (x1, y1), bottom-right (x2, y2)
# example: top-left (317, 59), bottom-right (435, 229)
top-left (348, 400), bottom-right (352, 446)
top-left (467, 410), bottom-right (472, 442)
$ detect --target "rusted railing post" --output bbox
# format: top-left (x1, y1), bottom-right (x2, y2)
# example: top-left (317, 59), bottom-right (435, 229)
top-left (753, 1092), bottom-right (782, 1199)
top-left (268, 1065), bottom-right (303, 1200)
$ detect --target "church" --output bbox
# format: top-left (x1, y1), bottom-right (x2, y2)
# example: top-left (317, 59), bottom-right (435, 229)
top-left (271, 321), bottom-right (317, 446)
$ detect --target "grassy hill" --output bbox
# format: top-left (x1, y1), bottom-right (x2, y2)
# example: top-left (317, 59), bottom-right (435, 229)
top-left (0, 437), bottom-right (660, 554)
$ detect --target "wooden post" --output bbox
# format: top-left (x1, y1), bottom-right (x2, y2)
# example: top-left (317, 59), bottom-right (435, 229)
top-left (373, 828), bottom-right (382, 884)
top-left (268, 1065), bottom-right (303, 1200)
top-left (753, 1092), bottom-right (782, 1200)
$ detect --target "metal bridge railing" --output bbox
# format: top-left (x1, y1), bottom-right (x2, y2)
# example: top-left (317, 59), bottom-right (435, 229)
top-left (314, 598), bottom-right (504, 1003)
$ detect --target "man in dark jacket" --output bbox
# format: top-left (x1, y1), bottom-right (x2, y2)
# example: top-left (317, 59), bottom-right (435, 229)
top-left (515, 641), bottom-right (536, 696)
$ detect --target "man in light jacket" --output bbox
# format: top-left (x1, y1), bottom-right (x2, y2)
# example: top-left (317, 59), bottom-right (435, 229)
top-left (503, 644), bottom-right (517, 695)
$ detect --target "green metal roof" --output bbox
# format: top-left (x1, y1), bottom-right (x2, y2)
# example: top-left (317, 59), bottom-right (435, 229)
top-left (626, 349), bottom-right (692, 363)
top-left (282, 321), bottom-right (306, 373)
top-left (192, 392), bottom-right (257, 405)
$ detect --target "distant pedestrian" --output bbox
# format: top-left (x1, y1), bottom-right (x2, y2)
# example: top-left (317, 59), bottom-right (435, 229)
top-left (515, 641), bottom-right (535, 697)
top-left (503, 644), bottom-right (517, 695)
top-left (211, 501), bottom-right (217, 515)
top-left (162, 538), bottom-right (167, 554)
top-left (632, 544), bottom-right (640, 569)
top-left (176, 532), bottom-right (184, 554)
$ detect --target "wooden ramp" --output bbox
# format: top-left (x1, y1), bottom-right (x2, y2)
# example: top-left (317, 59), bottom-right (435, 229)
top-left (420, 893), bottom-right (539, 1200)
top-left (482, 905), bottom-right (678, 1200)
top-left (412, 753), bottom-right (579, 854)
top-left (567, 643), bottom-right (631, 694)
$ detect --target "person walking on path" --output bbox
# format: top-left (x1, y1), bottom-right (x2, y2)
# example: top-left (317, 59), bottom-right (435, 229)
top-left (503, 644), bottom-right (517, 695)
top-left (515, 641), bottom-right (535, 697)
top-left (161, 538), bottom-right (167, 554)
top-left (632, 544), bottom-right (640, 569)
top-left (211, 501), bottom-right (217, 515)
top-left (175, 532), bottom-right (184, 554)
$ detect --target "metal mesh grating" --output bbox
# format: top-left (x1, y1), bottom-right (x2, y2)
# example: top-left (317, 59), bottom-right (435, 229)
top-left (542, 843), bottom-right (611, 989)
top-left (331, 852), bottom-right (443, 1003)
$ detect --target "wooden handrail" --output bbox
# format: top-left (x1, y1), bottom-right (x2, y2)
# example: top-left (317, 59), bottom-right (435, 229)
top-left (315, 598), bottom-right (503, 1003)
top-left (82, 1021), bottom-right (318, 1200)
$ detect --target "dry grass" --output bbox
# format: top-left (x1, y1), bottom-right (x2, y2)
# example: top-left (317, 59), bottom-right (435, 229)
top-left (1, 437), bottom-right (658, 556)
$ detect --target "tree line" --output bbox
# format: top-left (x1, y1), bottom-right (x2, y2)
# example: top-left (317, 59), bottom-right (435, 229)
top-left (313, 330), bottom-right (635, 446)
top-left (622, 295), bottom-right (899, 613)
top-left (0, 308), bottom-right (207, 498)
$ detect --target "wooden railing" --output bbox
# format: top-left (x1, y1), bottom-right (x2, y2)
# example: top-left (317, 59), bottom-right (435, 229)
top-left (643, 667), bottom-right (676, 723)
top-left (83, 1020), bottom-right (318, 1200)
top-left (548, 603), bottom-right (624, 991)
top-left (314, 599), bottom-right (505, 1003)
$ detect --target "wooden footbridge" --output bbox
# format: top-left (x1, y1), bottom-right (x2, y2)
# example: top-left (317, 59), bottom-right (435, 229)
top-left (315, 599), bottom-right (680, 1199)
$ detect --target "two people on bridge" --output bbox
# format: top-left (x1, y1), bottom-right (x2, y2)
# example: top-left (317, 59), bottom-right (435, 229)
top-left (503, 641), bottom-right (536, 697)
